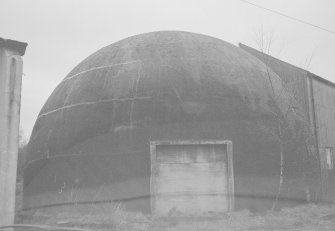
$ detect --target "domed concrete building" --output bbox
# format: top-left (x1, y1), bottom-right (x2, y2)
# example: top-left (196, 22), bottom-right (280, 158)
top-left (23, 31), bottom-right (318, 215)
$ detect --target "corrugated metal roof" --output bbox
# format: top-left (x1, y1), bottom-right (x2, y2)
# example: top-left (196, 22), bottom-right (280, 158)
top-left (239, 43), bottom-right (335, 88)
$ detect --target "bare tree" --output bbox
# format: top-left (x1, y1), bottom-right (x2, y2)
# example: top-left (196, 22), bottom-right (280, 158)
top-left (253, 29), bottom-right (318, 210)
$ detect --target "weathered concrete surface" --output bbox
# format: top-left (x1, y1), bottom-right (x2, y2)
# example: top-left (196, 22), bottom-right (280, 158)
top-left (0, 46), bottom-right (24, 226)
top-left (24, 31), bottom-right (308, 214)
top-left (150, 141), bottom-right (234, 215)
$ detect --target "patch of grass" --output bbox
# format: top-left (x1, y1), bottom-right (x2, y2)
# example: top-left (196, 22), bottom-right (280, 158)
top-left (17, 204), bottom-right (335, 231)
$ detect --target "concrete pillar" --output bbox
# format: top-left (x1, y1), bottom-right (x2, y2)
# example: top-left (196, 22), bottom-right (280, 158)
top-left (0, 38), bottom-right (27, 226)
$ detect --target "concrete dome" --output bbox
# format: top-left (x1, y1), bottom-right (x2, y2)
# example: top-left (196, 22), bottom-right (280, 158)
top-left (24, 31), bottom-right (294, 212)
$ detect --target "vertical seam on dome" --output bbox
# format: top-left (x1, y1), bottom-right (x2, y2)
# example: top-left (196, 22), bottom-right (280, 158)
top-left (129, 61), bottom-right (143, 127)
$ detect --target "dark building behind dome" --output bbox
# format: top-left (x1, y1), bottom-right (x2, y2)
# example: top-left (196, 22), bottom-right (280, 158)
top-left (23, 31), bottom-right (320, 214)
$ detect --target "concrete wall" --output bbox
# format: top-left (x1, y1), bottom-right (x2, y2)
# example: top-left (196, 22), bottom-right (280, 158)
top-left (150, 141), bottom-right (234, 215)
top-left (0, 47), bottom-right (23, 225)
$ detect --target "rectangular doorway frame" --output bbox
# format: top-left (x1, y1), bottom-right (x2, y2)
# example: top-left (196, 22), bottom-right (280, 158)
top-left (150, 140), bottom-right (234, 213)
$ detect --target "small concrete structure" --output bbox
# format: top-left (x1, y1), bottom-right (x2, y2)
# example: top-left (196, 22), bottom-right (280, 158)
top-left (0, 37), bottom-right (27, 226)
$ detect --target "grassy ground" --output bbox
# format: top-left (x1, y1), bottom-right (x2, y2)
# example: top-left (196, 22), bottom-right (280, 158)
top-left (16, 180), bottom-right (335, 230)
top-left (17, 203), bottom-right (335, 231)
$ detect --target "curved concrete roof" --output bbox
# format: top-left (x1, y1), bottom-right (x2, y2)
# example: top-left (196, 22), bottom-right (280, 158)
top-left (26, 31), bottom-right (287, 164)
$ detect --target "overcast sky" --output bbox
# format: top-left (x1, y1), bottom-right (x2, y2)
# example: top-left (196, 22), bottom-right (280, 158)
top-left (1, 0), bottom-right (334, 139)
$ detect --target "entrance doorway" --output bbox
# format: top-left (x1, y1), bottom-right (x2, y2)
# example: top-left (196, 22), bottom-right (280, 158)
top-left (150, 140), bottom-right (234, 215)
